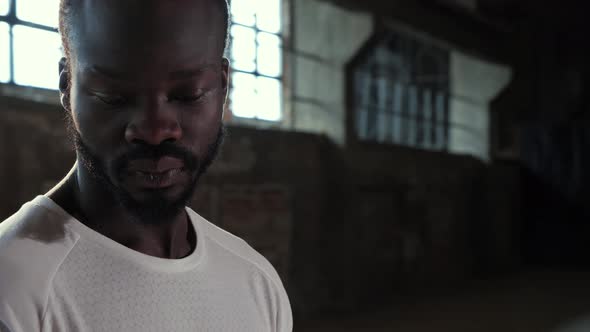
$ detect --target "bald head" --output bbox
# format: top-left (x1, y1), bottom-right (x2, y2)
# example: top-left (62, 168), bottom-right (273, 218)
top-left (59, 0), bottom-right (229, 62)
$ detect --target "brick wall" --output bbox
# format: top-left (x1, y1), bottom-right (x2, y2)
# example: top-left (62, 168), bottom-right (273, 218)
top-left (0, 94), bottom-right (521, 317)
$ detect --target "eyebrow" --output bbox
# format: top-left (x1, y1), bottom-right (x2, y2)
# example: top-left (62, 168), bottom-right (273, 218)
top-left (87, 64), bottom-right (220, 81)
top-left (168, 64), bottom-right (220, 80)
top-left (87, 66), bottom-right (131, 81)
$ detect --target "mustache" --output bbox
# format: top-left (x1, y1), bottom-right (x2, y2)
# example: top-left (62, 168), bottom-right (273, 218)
top-left (113, 142), bottom-right (199, 175)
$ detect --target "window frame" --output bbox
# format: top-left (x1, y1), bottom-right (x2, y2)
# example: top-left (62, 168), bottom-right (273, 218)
top-left (226, 0), bottom-right (286, 124)
top-left (0, 0), bottom-right (289, 120)
top-left (0, 0), bottom-right (60, 88)
top-left (346, 29), bottom-right (451, 151)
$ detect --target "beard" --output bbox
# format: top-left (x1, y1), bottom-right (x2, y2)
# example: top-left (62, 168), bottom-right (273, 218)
top-left (65, 113), bottom-right (225, 225)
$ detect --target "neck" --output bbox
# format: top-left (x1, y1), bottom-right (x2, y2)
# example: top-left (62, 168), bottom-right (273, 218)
top-left (47, 162), bottom-right (195, 259)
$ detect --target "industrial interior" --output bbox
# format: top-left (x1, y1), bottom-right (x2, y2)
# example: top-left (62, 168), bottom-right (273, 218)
top-left (1, 0), bottom-right (589, 330)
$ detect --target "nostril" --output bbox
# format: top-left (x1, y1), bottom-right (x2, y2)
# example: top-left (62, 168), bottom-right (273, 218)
top-left (124, 113), bottom-right (182, 145)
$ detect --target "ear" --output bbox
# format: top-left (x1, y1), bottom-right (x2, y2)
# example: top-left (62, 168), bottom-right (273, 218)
top-left (221, 57), bottom-right (230, 103)
top-left (59, 57), bottom-right (71, 111)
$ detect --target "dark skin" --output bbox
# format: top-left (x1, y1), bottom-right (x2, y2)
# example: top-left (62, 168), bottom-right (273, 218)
top-left (47, 0), bottom-right (229, 259)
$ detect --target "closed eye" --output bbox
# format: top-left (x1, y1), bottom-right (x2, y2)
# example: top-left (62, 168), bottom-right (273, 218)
top-left (170, 94), bottom-right (204, 103)
top-left (93, 92), bottom-right (129, 107)
top-left (168, 89), bottom-right (214, 105)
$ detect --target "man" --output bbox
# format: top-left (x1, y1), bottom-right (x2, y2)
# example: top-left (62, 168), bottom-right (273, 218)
top-left (0, 0), bottom-right (292, 331)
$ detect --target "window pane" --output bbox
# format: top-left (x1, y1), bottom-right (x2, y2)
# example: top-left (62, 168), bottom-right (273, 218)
top-left (0, 22), bottom-right (9, 83)
top-left (255, 0), bottom-right (281, 33)
top-left (230, 0), bottom-right (255, 26)
top-left (434, 92), bottom-right (447, 149)
top-left (231, 73), bottom-right (281, 120)
top-left (376, 78), bottom-right (389, 143)
top-left (0, 0), bottom-right (9, 16)
top-left (407, 85), bottom-right (418, 145)
top-left (256, 76), bottom-right (281, 121)
top-left (230, 25), bottom-right (256, 72)
top-left (231, 72), bottom-right (257, 118)
top-left (16, 0), bottom-right (60, 27)
top-left (392, 82), bottom-right (403, 143)
top-left (13, 25), bottom-right (61, 89)
top-left (422, 89), bottom-right (433, 148)
top-left (355, 71), bottom-right (371, 139)
top-left (257, 32), bottom-right (281, 77)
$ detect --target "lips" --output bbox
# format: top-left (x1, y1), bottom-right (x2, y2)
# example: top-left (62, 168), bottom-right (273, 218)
top-left (126, 156), bottom-right (186, 189)
top-left (127, 156), bottom-right (185, 173)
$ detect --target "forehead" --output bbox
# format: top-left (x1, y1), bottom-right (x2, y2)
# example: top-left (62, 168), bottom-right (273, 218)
top-left (72, 0), bottom-right (223, 74)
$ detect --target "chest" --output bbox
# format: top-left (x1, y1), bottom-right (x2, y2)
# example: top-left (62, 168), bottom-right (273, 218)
top-left (42, 273), bottom-right (271, 332)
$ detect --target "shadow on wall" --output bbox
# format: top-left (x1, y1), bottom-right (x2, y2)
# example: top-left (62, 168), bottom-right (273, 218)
top-left (0, 97), bottom-right (74, 220)
top-left (0, 95), bottom-right (521, 318)
top-left (181, 126), bottom-right (521, 317)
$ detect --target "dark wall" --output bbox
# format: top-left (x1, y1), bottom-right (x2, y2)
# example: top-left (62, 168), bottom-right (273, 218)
top-left (0, 97), bottom-right (74, 219)
top-left (492, 1), bottom-right (590, 266)
top-left (0, 95), bottom-right (521, 317)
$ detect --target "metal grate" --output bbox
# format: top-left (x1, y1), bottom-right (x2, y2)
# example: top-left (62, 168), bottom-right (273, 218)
top-left (352, 33), bottom-right (450, 151)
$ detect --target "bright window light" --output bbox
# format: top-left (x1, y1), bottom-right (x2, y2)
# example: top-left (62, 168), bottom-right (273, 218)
top-left (0, 0), bottom-right (9, 16)
top-left (230, 0), bottom-right (256, 27)
top-left (13, 25), bottom-right (61, 89)
top-left (230, 25), bottom-right (256, 72)
top-left (231, 72), bottom-right (281, 121)
top-left (257, 32), bottom-right (281, 77)
top-left (229, 0), bottom-right (283, 121)
top-left (256, 76), bottom-right (281, 121)
top-left (255, 0), bottom-right (281, 33)
top-left (0, 22), bottom-right (9, 83)
top-left (231, 72), bottom-right (257, 118)
top-left (16, 0), bottom-right (60, 28)
top-left (1, 0), bottom-right (285, 118)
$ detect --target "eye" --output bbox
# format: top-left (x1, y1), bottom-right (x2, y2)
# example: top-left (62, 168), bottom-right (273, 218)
top-left (172, 94), bottom-right (203, 103)
top-left (93, 92), bottom-right (129, 107)
top-left (168, 90), bottom-right (211, 104)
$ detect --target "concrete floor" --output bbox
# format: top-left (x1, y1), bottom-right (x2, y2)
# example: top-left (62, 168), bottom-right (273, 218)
top-left (297, 270), bottom-right (590, 332)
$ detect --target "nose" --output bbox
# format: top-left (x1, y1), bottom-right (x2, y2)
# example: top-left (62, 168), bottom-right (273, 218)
top-left (125, 97), bottom-right (182, 145)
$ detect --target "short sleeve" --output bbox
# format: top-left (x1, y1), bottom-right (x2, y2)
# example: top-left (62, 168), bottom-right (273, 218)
top-left (275, 282), bottom-right (293, 332)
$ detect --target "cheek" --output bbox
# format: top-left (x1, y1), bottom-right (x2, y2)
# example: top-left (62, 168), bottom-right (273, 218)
top-left (70, 86), bottom-right (125, 153)
top-left (180, 100), bottom-right (223, 151)
top-left (69, 86), bottom-right (83, 133)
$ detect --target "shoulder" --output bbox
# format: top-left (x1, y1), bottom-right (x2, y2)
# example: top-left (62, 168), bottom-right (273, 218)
top-left (187, 208), bottom-right (293, 331)
top-left (0, 197), bottom-right (79, 279)
top-left (0, 197), bottom-right (79, 331)
top-left (188, 208), bottom-right (284, 286)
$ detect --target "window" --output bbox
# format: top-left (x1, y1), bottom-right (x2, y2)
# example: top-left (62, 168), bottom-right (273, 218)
top-left (0, 1), bottom-right (8, 16)
top-left (351, 32), bottom-right (450, 151)
top-left (0, 0), bottom-right (61, 90)
top-left (228, 0), bottom-right (283, 122)
top-left (0, 21), bottom-right (10, 83)
top-left (1, 0), bottom-right (285, 120)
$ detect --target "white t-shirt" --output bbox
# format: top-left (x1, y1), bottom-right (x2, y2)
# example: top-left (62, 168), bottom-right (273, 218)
top-left (0, 195), bottom-right (292, 332)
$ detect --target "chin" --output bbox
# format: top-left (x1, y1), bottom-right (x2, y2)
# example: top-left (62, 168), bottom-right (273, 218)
top-left (118, 192), bottom-right (189, 225)
top-left (130, 184), bottom-right (187, 203)
top-left (117, 175), bottom-right (198, 225)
